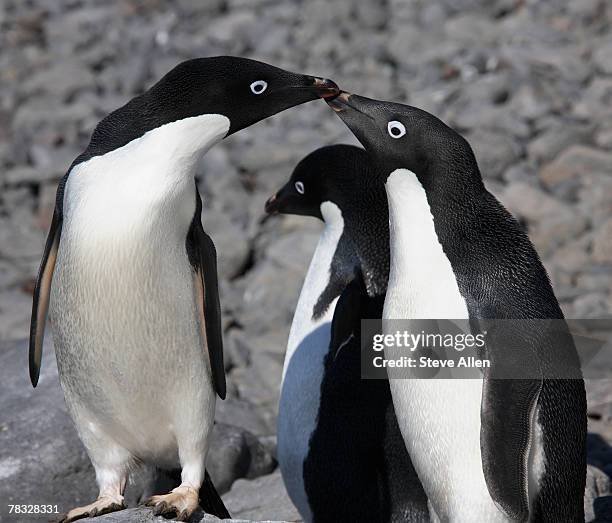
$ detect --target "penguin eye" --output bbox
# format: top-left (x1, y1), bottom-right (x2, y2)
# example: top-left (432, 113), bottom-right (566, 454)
top-left (250, 80), bottom-right (268, 95)
top-left (387, 121), bottom-right (406, 139)
top-left (295, 181), bottom-right (305, 194)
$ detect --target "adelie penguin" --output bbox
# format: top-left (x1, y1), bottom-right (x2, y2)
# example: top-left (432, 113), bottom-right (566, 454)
top-left (265, 145), bottom-right (428, 523)
top-left (28, 56), bottom-right (339, 522)
top-left (326, 93), bottom-right (586, 521)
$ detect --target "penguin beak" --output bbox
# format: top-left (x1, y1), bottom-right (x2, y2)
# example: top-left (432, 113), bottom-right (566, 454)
top-left (278, 76), bottom-right (339, 99)
top-left (311, 77), bottom-right (341, 100)
top-left (326, 90), bottom-right (353, 111)
top-left (265, 193), bottom-right (280, 214)
top-left (326, 91), bottom-right (380, 149)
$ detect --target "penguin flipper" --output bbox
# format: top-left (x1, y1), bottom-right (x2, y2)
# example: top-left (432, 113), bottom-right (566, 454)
top-left (192, 226), bottom-right (226, 400)
top-left (480, 323), bottom-right (543, 521)
top-left (329, 276), bottom-right (367, 357)
top-left (200, 469), bottom-right (231, 519)
top-left (29, 208), bottom-right (62, 387)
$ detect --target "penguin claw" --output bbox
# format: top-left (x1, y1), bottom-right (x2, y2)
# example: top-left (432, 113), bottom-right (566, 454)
top-left (60, 497), bottom-right (125, 522)
top-left (143, 486), bottom-right (199, 521)
top-left (152, 500), bottom-right (169, 516)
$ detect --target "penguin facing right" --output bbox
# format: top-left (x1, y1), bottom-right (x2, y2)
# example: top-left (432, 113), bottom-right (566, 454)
top-left (325, 92), bottom-right (587, 522)
top-left (29, 57), bottom-right (338, 522)
top-left (265, 145), bottom-right (429, 523)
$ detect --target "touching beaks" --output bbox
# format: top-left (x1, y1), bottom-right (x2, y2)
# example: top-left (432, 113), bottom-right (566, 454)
top-left (326, 91), bottom-right (352, 111)
top-left (311, 77), bottom-right (340, 99)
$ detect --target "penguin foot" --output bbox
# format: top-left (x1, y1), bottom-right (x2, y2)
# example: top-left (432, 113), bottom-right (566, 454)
top-left (144, 485), bottom-right (199, 521)
top-left (60, 495), bottom-right (126, 522)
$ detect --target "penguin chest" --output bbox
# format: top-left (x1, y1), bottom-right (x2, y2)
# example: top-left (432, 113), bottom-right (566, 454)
top-left (383, 170), bottom-right (506, 520)
top-left (277, 203), bottom-right (345, 520)
top-left (49, 155), bottom-right (211, 459)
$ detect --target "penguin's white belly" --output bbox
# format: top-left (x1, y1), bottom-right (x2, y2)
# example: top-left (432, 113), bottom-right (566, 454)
top-left (49, 152), bottom-right (214, 468)
top-left (384, 170), bottom-right (508, 522)
top-left (277, 314), bottom-right (334, 522)
top-left (277, 202), bottom-right (344, 522)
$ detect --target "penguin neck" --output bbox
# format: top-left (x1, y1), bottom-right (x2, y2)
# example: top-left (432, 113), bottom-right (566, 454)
top-left (132, 114), bottom-right (230, 174)
top-left (343, 201), bottom-right (389, 298)
top-left (384, 168), bottom-right (469, 319)
top-left (75, 113), bottom-right (230, 184)
top-left (283, 201), bottom-right (345, 379)
top-left (64, 114), bottom-right (231, 243)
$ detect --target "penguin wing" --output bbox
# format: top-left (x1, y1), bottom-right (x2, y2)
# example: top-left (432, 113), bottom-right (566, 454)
top-left (192, 226), bottom-right (226, 400)
top-left (29, 208), bottom-right (62, 387)
top-left (480, 322), bottom-right (544, 521)
top-left (329, 277), bottom-right (366, 358)
top-left (189, 188), bottom-right (226, 400)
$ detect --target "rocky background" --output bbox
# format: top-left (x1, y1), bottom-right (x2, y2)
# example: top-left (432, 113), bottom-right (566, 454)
top-left (1, 0), bottom-right (611, 521)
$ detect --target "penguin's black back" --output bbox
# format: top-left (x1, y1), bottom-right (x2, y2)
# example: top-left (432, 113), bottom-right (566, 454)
top-left (429, 186), bottom-right (586, 522)
top-left (303, 278), bottom-right (429, 523)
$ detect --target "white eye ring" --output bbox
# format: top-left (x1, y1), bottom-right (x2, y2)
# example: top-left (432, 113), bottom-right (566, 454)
top-left (387, 121), bottom-right (406, 138)
top-left (250, 80), bottom-right (268, 95)
top-left (295, 181), bottom-right (305, 194)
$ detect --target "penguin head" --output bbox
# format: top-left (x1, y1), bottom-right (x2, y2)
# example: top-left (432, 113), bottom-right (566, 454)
top-left (326, 92), bottom-right (481, 191)
top-left (266, 144), bottom-right (390, 297)
top-left (265, 144), bottom-right (375, 221)
top-left (80, 57), bottom-right (338, 164)
top-left (148, 57), bottom-right (339, 136)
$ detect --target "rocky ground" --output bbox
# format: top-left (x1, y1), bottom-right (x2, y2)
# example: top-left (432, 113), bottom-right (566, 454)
top-left (0, 0), bottom-right (611, 521)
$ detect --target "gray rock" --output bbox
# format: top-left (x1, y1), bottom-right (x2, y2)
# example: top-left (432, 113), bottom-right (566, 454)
top-left (499, 182), bottom-right (587, 256)
top-left (79, 506), bottom-right (291, 522)
top-left (502, 162), bottom-right (538, 186)
top-left (0, 289), bottom-right (32, 342)
top-left (0, 214), bottom-right (45, 261)
top-left (595, 127), bottom-right (612, 149)
top-left (539, 145), bottom-right (612, 190)
top-left (451, 101), bottom-right (530, 138)
top-left (465, 129), bottom-right (522, 179)
top-left (215, 397), bottom-right (272, 437)
top-left (29, 143), bottom-right (80, 174)
top-left (578, 175), bottom-right (612, 226)
top-left (236, 226), bottom-right (320, 335)
top-left (4, 165), bottom-right (57, 185)
top-left (593, 39), bottom-right (612, 76)
top-left (528, 123), bottom-right (592, 164)
top-left (206, 11), bottom-right (258, 50)
top-left (222, 471), bottom-right (300, 522)
top-left (499, 182), bottom-right (572, 226)
top-left (208, 423), bottom-right (276, 494)
top-left (444, 14), bottom-right (498, 45)
top-left (592, 218), bottom-right (612, 265)
top-left (508, 84), bottom-right (553, 122)
top-left (0, 260), bottom-right (22, 291)
top-left (573, 293), bottom-right (612, 319)
top-left (205, 209), bottom-right (251, 280)
top-left (574, 79), bottom-right (612, 121)
top-left (22, 60), bottom-right (96, 101)
top-left (585, 465), bottom-right (611, 522)
top-left (0, 339), bottom-right (97, 517)
top-left (230, 351), bottom-right (283, 414)
top-left (265, 230), bottom-right (319, 276)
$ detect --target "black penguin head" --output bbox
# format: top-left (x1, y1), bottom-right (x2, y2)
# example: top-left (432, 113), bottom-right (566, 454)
top-left (326, 92), bottom-right (482, 191)
top-left (266, 144), bottom-right (390, 297)
top-left (79, 57), bottom-right (338, 162)
top-left (265, 144), bottom-right (373, 221)
top-left (150, 57), bottom-right (339, 135)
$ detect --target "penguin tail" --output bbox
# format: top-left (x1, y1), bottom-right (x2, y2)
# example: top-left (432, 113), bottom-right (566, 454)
top-left (200, 469), bottom-right (231, 519)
